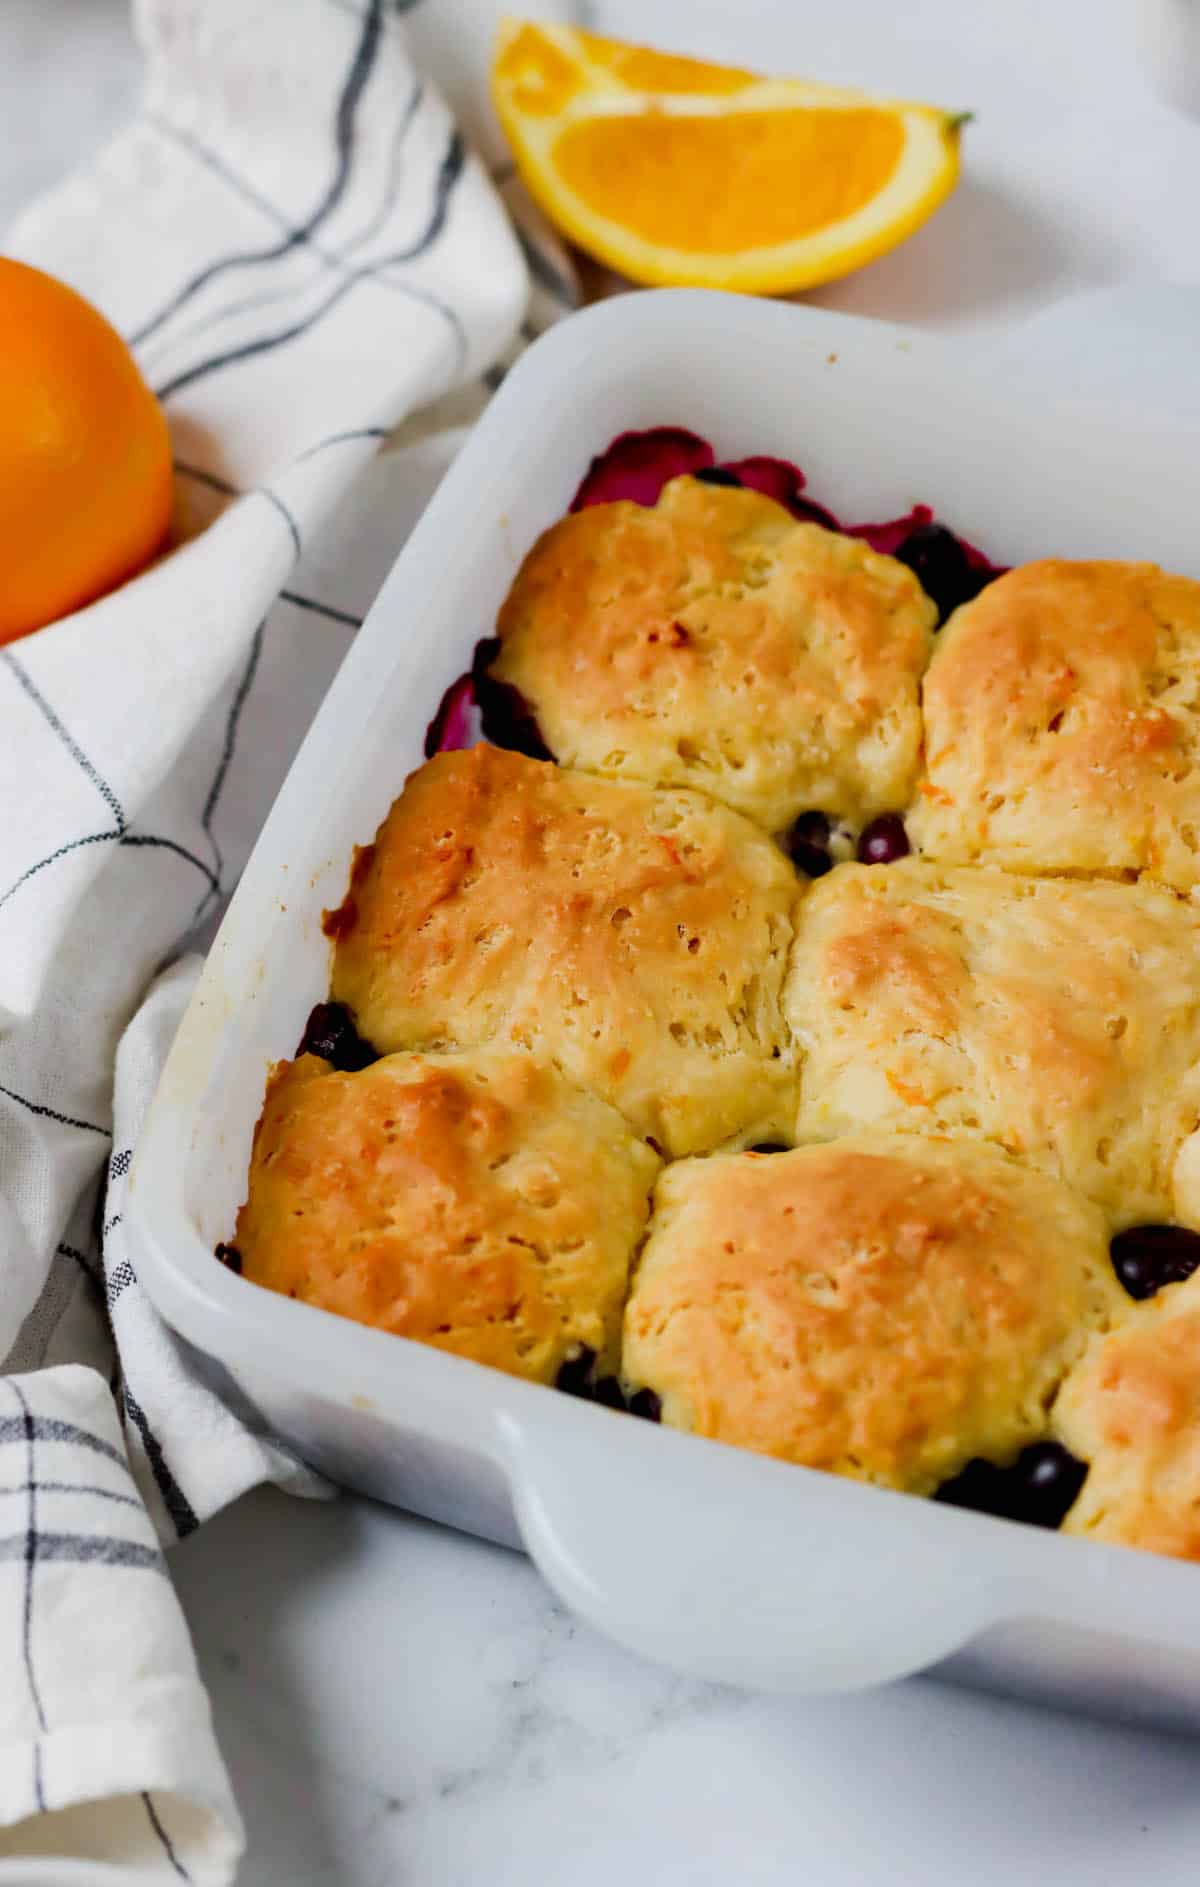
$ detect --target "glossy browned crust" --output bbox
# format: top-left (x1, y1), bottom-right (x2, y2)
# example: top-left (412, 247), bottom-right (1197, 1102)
top-left (911, 558), bottom-right (1200, 891)
top-left (236, 1048), bottom-right (660, 1382)
top-left (786, 859), bottom-right (1200, 1227)
top-left (1057, 1274), bottom-right (1200, 1561)
top-left (329, 743), bottom-right (798, 1156)
top-left (490, 476), bottom-right (935, 832)
top-left (623, 1134), bottom-right (1122, 1492)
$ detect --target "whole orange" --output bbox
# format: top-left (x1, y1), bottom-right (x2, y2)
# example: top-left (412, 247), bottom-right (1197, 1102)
top-left (0, 257), bottom-right (173, 643)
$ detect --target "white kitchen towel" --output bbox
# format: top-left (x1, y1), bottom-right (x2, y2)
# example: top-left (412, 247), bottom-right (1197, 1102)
top-left (0, 0), bottom-right (578, 1875)
top-left (0, 1368), bottom-right (241, 1884)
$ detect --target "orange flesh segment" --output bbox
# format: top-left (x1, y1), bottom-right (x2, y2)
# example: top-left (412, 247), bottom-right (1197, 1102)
top-left (577, 34), bottom-right (756, 94)
top-left (553, 108), bottom-right (906, 251)
top-left (496, 24), bottom-right (583, 115)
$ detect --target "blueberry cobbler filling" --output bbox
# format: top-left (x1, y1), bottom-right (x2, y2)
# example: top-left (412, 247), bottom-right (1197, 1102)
top-left (934, 1442), bottom-right (1088, 1531)
top-left (925, 1228), bottom-right (1200, 1524)
top-left (296, 1000), bottom-right (380, 1071)
top-left (691, 466), bottom-right (744, 490)
top-left (555, 1346), bottom-right (662, 1421)
top-left (422, 427), bottom-right (1007, 873)
top-left (472, 637), bottom-right (554, 761)
top-left (556, 1346), bottom-right (632, 1411)
top-left (857, 814), bottom-right (911, 866)
top-left (569, 429), bottom-right (1005, 612)
top-left (237, 429), bottom-right (1146, 1543)
top-left (890, 521), bottom-right (1000, 623)
top-left (1109, 1224), bottom-right (1200, 1301)
top-left (782, 809), bottom-right (913, 877)
top-left (783, 810), bottom-right (837, 878)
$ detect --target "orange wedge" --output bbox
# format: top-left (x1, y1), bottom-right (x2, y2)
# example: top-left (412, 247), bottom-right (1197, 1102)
top-left (492, 20), bottom-right (967, 293)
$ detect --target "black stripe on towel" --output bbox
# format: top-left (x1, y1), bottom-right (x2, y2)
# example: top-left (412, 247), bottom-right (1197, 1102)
top-left (198, 616), bottom-right (267, 902)
top-left (0, 1480), bottom-right (142, 1511)
top-left (0, 1082), bottom-right (110, 1139)
top-left (0, 830), bottom-right (120, 915)
top-left (0, 1530), bottom-right (165, 1571)
top-left (0, 649), bottom-right (126, 830)
top-left (153, 130), bottom-right (466, 400)
top-left (130, 0), bottom-right (385, 347)
top-left (0, 1414), bottom-right (127, 1467)
top-left (7, 1384), bottom-right (48, 1816)
top-left (280, 589), bottom-right (363, 628)
top-left (144, 1793), bottom-right (192, 1882)
top-left (122, 1387), bottom-right (200, 1539)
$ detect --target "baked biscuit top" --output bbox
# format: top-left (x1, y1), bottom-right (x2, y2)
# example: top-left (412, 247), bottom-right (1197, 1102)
top-left (235, 1047), bottom-right (660, 1382)
top-left (329, 743), bottom-right (798, 1157)
top-left (1056, 1271), bottom-right (1200, 1561)
top-left (910, 558), bottom-right (1200, 892)
top-left (621, 1134), bottom-right (1123, 1494)
top-left (786, 860), bottom-right (1200, 1228)
top-left (488, 475), bottom-right (936, 834)
top-left (232, 449), bottom-right (1200, 1570)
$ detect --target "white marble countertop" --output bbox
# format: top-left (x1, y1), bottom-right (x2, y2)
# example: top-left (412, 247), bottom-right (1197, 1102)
top-left (7, 3), bottom-right (1200, 1883)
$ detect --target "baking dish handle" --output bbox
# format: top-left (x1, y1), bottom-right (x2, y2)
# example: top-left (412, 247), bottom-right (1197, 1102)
top-left (503, 1411), bottom-right (1010, 1693)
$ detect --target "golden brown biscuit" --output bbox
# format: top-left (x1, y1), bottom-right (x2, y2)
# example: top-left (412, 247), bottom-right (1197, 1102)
top-left (489, 476), bottom-right (936, 834)
top-left (786, 860), bottom-right (1200, 1227)
top-left (622, 1135), bottom-right (1122, 1493)
top-left (910, 558), bottom-right (1200, 891)
top-left (1056, 1273), bottom-right (1200, 1561)
top-left (235, 1048), bottom-right (660, 1382)
top-left (329, 744), bottom-right (798, 1157)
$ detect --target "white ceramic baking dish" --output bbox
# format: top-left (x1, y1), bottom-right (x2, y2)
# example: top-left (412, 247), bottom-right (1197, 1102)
top-left (127, 290), bottom-right (1200, 1731)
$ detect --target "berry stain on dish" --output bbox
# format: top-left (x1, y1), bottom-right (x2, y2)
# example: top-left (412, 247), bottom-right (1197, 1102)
top-left (421, 427), bottom-right (1006, 761)
top-left (1109, 1224), bottom-right (1200, 1300)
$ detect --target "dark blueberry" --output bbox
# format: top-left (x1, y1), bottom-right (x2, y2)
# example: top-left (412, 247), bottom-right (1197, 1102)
top-left (693, 467), bottom-right (744, 489)
top-left (555, 1346), bottom-right (598, 1399)
top-left (214, 1241), bottom-right (242, 1275)
top-left (295, 1001), bottom-right (379, 1071)
top-left (934, 1441), bottom-right (1087, 1530)
top-left (471, 637), bottom-right (554, 761)
top-left (857, 814), bottom-right (910, 865)
top-left (748, 1142), bottom-right (789, 1154)
top-left (784, 810), bottom-right (834, 879)
top-left (1015, 1442), bottom-right (1089, 1530)
top-left (893, 522), bottom-right (1001, 625)
top-left (627, 1388), bottom-right (662, 1423)
top-left (591, 1375), bottom-right (626, 1411)
top-left (933, 1456), bottom-right (1009, 1517)
top-left (1109, 1224), bottom-right (1200, 1301)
